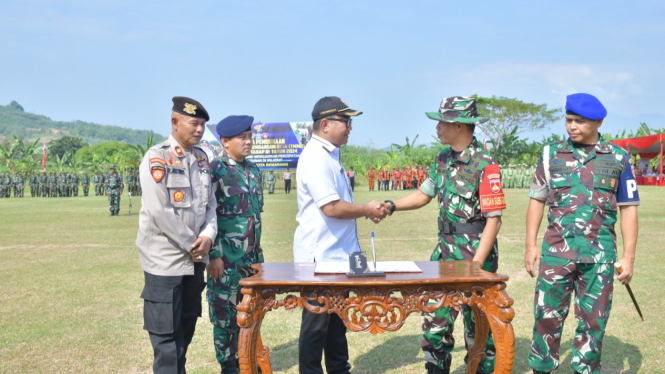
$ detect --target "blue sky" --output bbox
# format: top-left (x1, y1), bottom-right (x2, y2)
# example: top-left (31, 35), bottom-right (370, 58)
top-left (2, 0), bottom-right (664, 147)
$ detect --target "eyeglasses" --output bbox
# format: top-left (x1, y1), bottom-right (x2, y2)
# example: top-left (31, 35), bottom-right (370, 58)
top-left (326, 117), bottom-right (353, 128)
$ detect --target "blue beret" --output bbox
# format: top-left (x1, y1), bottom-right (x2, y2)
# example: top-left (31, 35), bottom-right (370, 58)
top-left (216, 115), bottom-right (254, 138)
top-left (565, 93), bottom-right (607, 120)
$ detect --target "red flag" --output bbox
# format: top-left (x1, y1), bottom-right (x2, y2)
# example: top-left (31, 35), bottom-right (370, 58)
top-left (42, 142), bottom-right (47, 171)
top-left (484, 135), bottom-right (488, 151)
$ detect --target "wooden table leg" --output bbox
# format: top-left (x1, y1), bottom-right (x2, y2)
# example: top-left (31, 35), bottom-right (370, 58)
top-left (465, 305), bottom-right (490, 374)
top-left (477, 283), bottom-right (516, 374)
top-left (238, 287), bottom-right (273, 374)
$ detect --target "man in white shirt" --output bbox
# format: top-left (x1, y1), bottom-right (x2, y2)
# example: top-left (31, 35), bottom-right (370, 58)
top-left (294, 96), bottom-right (389, 374)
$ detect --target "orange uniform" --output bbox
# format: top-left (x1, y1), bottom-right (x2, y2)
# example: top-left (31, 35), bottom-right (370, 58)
top-left (393, 169), bottom-right (401, 190)
top-left (366, 167), bottom-right (376, 190)
top-left (404, 168), bottom-right (413, 189)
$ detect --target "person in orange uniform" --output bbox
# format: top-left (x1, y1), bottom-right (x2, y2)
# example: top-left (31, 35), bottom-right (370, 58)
top-left (417, 165), bottom-right (427, 188)
top-left (367, 165), bottom-right (377, 191)
top-left (404, 166), bottom-right (413, 189)
top-left (377, 167), bottom-right (386, 191)
top-left (393, 167), bottom-right (401, 190)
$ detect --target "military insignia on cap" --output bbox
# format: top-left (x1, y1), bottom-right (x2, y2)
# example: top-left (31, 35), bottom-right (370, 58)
top-left (174, 146), bottom-right (185, 157)
top-left (173, 190), bottom-right (184, 202)
top-left (183, 103), bottom-right (197, 115)
top-left (151, 166), bottom-right (165, 183)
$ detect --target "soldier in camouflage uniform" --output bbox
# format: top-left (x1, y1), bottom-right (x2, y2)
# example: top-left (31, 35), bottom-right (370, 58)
top-left (207, 116), bottom-right (264, 374)
top-left (265, 170), bottom-right (276, 194)
top-left (29, 172), bottom-right (36, 197)
top-left (48, 172), bottom-right (56, 197)
top-left (105, 165), bottom-right (124, 216)
top-left (126, 170), bottom-right (134, 195)
top-left (503, 165), bottom-right (513, 188)
top-left (93, 171), bottom-right (101, 196)
top-left (0, 174), bottom-right (5, 198)
top-left (39, 171), bottom-right (47, 197)
top-left (525, 93), bottom-right (639, 374)
top-left (385, 97), bottom-right (506, 374)
top-left (82, 172), bottom-right (90, 196)
top-left (71, 172), bottom-right (79, 197)
top-left (16, 173), bottom-right (25, 197)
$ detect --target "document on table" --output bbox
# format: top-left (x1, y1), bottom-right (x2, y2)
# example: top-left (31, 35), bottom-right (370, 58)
top-left (314, 261), bottom-right (422, 274)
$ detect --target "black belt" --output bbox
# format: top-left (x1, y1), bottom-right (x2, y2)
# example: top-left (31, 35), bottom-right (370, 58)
top-left (438, 218), bottom-right (486, 235)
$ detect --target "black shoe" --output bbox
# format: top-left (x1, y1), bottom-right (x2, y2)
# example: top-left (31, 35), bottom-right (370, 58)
top-left (425, 362), bottom-right (449, 374)
top-left (533, 370), bottom-right (551, 374)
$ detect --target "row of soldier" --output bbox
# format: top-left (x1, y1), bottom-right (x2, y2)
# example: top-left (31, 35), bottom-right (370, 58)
top-left (501, 164), bottom-right (536, 189)
top-left (0, 169), bottom-right (143, 198)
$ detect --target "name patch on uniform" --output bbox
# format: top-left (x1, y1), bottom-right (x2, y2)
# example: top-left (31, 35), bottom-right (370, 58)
top-left (151, 166), bottom-right (165, 183)
top-left (436, 167), bottom-right (447, 175)
top-left (173, 190), bottom-right (184, 202)
top-left (549, 166), bottom-right (572, 174)
top-left (150, 157), bottom-right (166, 166)
top-left (167, 167), bottom-right (186, 175)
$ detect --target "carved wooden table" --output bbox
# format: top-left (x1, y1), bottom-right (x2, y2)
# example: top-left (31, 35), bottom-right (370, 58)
top-left (237, 261), bottom-right (515, 374)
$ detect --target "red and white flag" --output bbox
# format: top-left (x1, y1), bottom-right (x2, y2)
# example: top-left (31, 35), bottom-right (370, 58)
top-left (42, 142), bottom-right (47, 171)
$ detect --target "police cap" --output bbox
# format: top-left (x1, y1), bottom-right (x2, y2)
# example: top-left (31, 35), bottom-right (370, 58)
top-left (172, 96), bottom-right (210, 121)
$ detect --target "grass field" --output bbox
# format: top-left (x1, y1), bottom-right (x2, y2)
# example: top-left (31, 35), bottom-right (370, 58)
top-left (1, 186), bottom-right (664, 373)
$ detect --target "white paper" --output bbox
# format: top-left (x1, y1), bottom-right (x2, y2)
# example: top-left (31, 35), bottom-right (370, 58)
top-left (314, 261), bottom-right (422, 274)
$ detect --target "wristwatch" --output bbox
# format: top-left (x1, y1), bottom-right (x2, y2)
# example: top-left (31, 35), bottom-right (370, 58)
top-left (384, 200), bottom-right (396, 215)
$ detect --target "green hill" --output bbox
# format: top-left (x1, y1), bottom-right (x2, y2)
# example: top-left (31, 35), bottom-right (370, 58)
top-left (0, 100), bottom-right (167, 145)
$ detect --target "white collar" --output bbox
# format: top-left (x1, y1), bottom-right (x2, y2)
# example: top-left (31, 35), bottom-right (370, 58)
top-left (311, 134), bottom-right (338, 153)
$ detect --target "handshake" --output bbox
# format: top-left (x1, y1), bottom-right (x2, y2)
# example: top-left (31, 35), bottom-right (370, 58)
top-left (365, 200), bottom-right (393, 224)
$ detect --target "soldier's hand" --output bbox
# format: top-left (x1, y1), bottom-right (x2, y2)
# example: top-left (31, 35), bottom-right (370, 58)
top-left (207, 258), bottom-right (223, 280)
top-left (524, 244), bottom-right (540, 278)
top-left (366, 200), bottom-right (389, 223)
top-left (616, 258), bottom-right (634, 285)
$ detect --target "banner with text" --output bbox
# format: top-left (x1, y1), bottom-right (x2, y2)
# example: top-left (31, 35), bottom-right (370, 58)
top-left (199, 121), bottom-right (312, 170)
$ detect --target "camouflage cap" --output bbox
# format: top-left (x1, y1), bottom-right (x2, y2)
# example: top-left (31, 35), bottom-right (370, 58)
top-left (426, 96), bottom-right (488, 124)
top-left (109, 164), bottom-right (116, 169)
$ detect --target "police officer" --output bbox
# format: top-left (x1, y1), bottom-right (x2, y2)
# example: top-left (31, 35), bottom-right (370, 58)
top-left (136, 96), bottom-right (217, 374)
top-left (207, 115), bottom-right (264, 374)
top-left (105, 166), bottom-right (123, 215)
top-left (382, 96), bottom-right (506, 374)
top-left (525, 93), bottom-right (639, 374)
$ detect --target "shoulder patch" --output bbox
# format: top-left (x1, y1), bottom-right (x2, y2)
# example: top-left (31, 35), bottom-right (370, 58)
top-left (151, 166), bottom-right (165, 183)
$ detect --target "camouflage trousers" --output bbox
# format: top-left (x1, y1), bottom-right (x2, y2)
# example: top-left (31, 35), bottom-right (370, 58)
top-left (528, 255), bottom-right (614, 374)
top-left (207, 267), bottom-right (250, 364)
top-left (108, 191), bottom-right (120, 213)
top-left (83, 185), bottom-right (89, 196)
top-left (267, 183), bottom-right (275, 194)
top-left (423, 248), bottom-right (498, 373)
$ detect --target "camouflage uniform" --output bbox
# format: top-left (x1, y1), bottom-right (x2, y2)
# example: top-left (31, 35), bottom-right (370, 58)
top-left (419, 137), bottom-right (506, 373)
top-left (0, 174), bottom-right (5, 198)
top-left (527, 136), bottom-right (640, 374)
top-left (265, 171), bottom-right (276, 194)
top-left (39, 172), bottom-right (48, 197)
top-left (71, 173), bottom-right (79, 197)
top-left (16, 173), bottom-right (25, 197)
top-left (208, 150), bottom-right (264, 366)
top-left (81, 173), bottom-right (90, 196)
top-left (93, 173), bottom-right (101, 196)
top-left (105, 168), bottom-right (124, 215)
top-left (29, 173), bottom-right (37, 197)
top-left (48, 172), bottom-right (56, 197)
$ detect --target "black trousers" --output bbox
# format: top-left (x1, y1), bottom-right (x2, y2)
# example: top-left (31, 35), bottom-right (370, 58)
top-left (284, 179), bottom-right (292, 194)
top-left (349, 177), bottom-right (355, 191)
top-left (298, 301), bottom-right (351, 374)
top-left (141, 263), bottom-right (206, 374)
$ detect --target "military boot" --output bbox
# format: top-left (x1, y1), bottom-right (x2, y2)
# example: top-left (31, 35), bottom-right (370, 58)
top-left (532, 370), bottom-right (550, 374)
top-left (426, 362), bottom-right (449, 374)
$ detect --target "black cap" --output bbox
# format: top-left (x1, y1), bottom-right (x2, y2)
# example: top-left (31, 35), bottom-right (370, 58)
top-left (311, 96), bottom-right (363, 121)
top-left (172, 96), bottom-right (210, 121)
